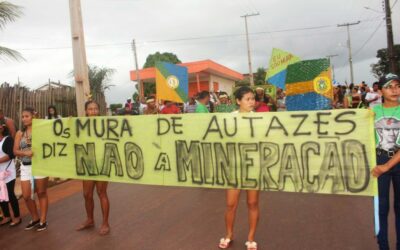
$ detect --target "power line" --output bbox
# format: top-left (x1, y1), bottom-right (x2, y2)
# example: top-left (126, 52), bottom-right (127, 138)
top-left (12, 24), bottom-right (339, 51)
top-left (353, 19), bottom-right (385, 57)
top-left (13, 17), bottom-right (381, 52)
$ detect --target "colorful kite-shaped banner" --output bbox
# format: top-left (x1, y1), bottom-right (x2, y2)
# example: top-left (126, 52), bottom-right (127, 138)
top-left (285, 58), bottom-right (333, 111)
top-left (156, 61), bottom-right (189, 103)
top-left (265, 48), bottom-right (301, 90)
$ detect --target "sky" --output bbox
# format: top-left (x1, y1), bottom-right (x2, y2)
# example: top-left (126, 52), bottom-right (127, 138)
top-left (1, 0), bottom-right (399, 104)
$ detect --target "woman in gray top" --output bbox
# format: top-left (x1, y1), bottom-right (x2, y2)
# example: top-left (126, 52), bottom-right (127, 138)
top-left (14, 107), bottom-right (49, 232)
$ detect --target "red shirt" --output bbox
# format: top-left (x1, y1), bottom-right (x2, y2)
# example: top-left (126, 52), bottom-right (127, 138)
top-left (255, 102), bottom-right (270, 112)
top-left (160, 104), bottom-right (181, 114)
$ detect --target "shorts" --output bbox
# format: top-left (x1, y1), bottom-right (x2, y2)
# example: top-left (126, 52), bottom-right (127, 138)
top-left (20, 164), bottom-right (47, 181)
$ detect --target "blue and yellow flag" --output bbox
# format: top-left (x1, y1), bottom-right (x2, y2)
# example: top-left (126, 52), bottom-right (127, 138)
top-left (156, 62), bottom-right (188, 103)
top-left (266, 48), bottom-right (301, 90)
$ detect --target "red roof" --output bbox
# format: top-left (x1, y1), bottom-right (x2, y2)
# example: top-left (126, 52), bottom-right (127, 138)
top-left (130, 60), bottom-right (244, 81)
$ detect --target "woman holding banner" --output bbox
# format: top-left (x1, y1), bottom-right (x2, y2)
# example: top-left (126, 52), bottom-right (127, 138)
top-left (371, 74), bottom-right (400, 250)
top-left (14, 107), bottom-right (49, 232)
top-left (218, 86), bottom-right (259, 250)
top-left (76, 100), bottom-right (110, 236)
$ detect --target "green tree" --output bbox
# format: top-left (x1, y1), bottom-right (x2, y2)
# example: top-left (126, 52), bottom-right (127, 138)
top-left (235, 79), bottom-right (250, 87)
top-left (141, 52), bottom-right (181, 97)
top-left (371, 45), bottom-right (400, 78)
top-left (254, 67), bottom-right (267, 85)
top-left (132, 92), bottom-right (139, 102)
top-left (0, 1), bottom-right (23, 61)
top-left (143, 51), bottom-right (181, 68)
top-left (109, 103), bottom-right (122, 111)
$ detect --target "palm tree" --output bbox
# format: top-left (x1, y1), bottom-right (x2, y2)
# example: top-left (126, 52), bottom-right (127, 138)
top-left (71, 65), bottom-right (116, 94)
top-left (88, 65), bottom-right (116, 94)
top-left (0, 1), bottom-right (23, 61)
top-left (69, 65), bottom-right (115, 95)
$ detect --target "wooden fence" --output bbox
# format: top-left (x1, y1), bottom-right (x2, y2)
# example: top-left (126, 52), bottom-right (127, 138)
top-left (0, 83), bottom-right (107, 129)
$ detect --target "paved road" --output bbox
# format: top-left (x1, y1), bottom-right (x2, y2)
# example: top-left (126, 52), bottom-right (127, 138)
top-left (0, 181), bottom-right (394, 250)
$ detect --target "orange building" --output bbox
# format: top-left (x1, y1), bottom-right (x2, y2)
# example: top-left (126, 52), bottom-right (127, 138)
top-left (130, 59), bottom-right (244, 97)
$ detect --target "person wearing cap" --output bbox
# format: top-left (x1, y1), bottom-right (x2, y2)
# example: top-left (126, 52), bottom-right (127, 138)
top-left (143, 97), bottom-right (158, 115)
top-left (371, 73), bottom-right (400, 250)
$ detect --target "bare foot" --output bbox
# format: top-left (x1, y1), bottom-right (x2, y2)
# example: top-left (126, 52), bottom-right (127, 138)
top-left (99, 224), bottom-right (110, 236)
top-left (76, 220), bottom-right (95, 231)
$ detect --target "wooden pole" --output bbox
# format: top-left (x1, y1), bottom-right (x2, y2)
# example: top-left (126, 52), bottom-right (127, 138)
top-left (241, 12), bottom-right (259, 86)
top-left (69, 0), bottom-right (91, 117)
top-left (196, 73), bottom-right (200, 93)
top-left (337, 21), bottom-right (360, 84)
top-left (132, 39), bottom-right (142, 98)
top-left (385, 0), bottom-right (398, 73)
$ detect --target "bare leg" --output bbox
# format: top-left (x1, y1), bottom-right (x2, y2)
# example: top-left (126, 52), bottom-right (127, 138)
top-left (96, 181), bottom-right (110, 235)
top-left (21, 180), bottom-right (39, 222)
top-left (224, 189), bottom-right (240, 239)
top-left (76, 181), bottom-right (95, 231)
top-left (35, 178), bottom-right (49, 223)
top-left (246, 190), bottom-right (259, 242)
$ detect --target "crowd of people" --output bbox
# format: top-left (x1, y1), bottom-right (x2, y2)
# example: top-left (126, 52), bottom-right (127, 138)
top-left (115, 86), bottom-right (286, 116)
top-left (116, 80), bottom-right (384, 118)
top-left (332, 81), bottom-right (382, 109)
top-left (0, 75), bottom-right (399, 250)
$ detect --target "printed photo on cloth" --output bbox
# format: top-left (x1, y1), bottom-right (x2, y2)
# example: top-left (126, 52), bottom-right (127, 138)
top-left (375, 117), bottom-right (400, 151)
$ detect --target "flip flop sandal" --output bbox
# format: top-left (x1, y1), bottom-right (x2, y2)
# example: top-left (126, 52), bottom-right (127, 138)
top-left (9, 219), bottom-right (22, 227)
top-left (245, 241), bottom-right (258, 250)
top-left (218, 238), bottom-right (233, 249)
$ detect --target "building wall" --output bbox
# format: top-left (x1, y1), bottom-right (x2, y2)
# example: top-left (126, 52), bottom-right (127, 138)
top-left (187, 74), bottom-right (237, 97)
top-left (189, 81), bottom-right (209, 97)
top-left (209, 75), bottom-right (235, 94)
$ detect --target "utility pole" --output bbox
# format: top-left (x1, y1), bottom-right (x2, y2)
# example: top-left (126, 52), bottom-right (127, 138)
top-left (69, 0), bottom-right (91, 117)
top-left (338, 21), bottom-right (360, 84)
top-left (384, 0), bottom-right (398, 73)
top-left (326, 54), bottom-right (339, 80)
top-left (241, 12), bottom-right (259, 86)
top-left (131, 39), bottom-right (141, 98)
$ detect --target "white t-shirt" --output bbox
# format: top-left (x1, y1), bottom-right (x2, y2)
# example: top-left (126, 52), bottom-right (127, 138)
top-left (0, 136), bottom-right (16, 183)
top-left (365, 91), bottom-right (382, 109)
top-left (138, 103), bottom-right (147, 115)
